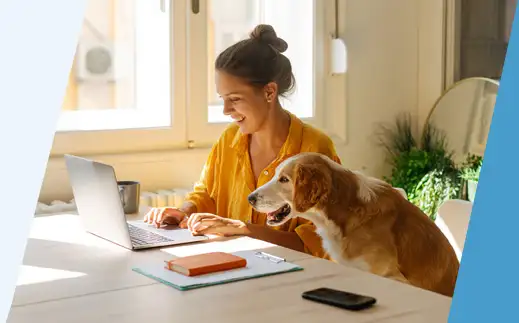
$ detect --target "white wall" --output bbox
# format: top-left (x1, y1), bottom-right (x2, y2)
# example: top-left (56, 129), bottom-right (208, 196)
top-left (335, 0), bottom-right (444, 176)
top-left (39, 0), bottom-right (445, 203)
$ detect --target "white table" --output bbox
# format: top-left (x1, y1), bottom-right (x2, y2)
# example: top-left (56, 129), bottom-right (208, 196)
top-left (8, 213), bottom-right (452, 322)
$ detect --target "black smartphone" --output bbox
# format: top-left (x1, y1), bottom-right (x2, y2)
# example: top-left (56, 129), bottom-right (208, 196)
top-left (301, 287), bottom-right (377, 311)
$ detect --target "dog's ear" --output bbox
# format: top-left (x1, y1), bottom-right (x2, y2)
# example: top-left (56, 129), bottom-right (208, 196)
top-left (293, 164), bottom-right (331, 213)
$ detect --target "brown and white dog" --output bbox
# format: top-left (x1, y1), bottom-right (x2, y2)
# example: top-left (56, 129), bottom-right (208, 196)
top-left (247, 152), bottom-right (460, 297)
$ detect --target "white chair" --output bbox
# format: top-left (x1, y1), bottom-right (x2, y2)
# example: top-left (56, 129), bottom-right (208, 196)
top-left (435, 199), bottom-right (473, 261)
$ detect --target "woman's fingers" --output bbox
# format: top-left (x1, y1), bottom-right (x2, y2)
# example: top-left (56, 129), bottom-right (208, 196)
top-left (179, 217), bottom-right (189, 229)
top-left (146, 209), bottom-right (226, 233)
top-left (187, 213), bottom-right (218, 230)
top-left (151, 209), bottom-right (163, 228)
top-left (191, 218), bottom-right (222, 233)
top-left (186, 215), bottom-right (245, 237)
top-left (193, 224), bottom-right (234, 237)
top-left (143, 208), bottom-right (160, 224)
top-left (143, 209), bottom-right (152, 223)
top-left (143, 207), bottom-right (187, 227)
top-left (186, 213), bottom-right (201, 229)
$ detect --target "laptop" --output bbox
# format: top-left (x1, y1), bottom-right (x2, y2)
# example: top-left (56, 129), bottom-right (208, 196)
top-left (64, 154), bottom-right (208, 250)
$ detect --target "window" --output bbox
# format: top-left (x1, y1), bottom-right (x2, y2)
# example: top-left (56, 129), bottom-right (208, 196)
top-left (445, 0), bottom-right (517, 86)
top-left (58, 0), bottom-right (171, 131)
top-left (52, 0), bottom-right (329, 156)
top-left (206, 0), bottom-right (315, 122)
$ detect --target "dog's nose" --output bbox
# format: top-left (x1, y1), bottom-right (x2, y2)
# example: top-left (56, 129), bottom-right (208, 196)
top-left (248, 194), bottom-right (257, 206)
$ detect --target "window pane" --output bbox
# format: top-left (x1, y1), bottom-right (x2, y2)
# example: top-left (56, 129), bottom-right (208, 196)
top-left (58, 0), bottom-right (171, 131)
top-left (207, 0), bottom-right (314, 123)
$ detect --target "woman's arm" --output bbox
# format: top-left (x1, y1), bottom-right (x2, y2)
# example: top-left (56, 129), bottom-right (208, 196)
top-left (244, 223), bottom-right (306, 253)
top-left (183, 142), bottom-right (220, 215)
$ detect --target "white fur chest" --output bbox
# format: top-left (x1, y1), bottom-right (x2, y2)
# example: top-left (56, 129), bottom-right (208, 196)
top-left (315, 219), bottom-right (371, 272)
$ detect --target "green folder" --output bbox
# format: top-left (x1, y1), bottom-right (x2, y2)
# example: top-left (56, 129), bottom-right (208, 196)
top-left (132, 250), bottom-right (304, 291)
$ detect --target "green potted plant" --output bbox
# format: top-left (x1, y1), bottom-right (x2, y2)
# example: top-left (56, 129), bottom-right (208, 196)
top-left (377, 113), bottom-right (462, 220)
top-left (459, 154), bottom-right (483, 202)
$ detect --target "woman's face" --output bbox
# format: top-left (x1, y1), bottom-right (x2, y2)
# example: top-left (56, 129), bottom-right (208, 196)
top-left (215, 71), bottom-right (275, 135)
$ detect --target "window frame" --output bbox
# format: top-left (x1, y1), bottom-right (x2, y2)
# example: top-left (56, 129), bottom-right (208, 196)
top-left (50, 0), bottom-right (347, 157)
top-left (186, 0), bottom-right (328, 147)
top-left (50, 0), bottom-right (188, 157)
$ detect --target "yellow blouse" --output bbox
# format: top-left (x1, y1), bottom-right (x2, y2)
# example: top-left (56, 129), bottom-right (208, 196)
top-left (185, 112), bottom-right (341, 258)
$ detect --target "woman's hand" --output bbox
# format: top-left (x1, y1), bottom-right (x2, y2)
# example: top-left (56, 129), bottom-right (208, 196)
top-left (143, 207), bottom-right (188, 228)
top-left (187, 213), bottom-right (250, 237)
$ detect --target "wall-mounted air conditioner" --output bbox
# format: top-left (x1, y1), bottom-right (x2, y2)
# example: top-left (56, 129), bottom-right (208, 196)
top-left (75, 40), bottom-right (116, 82)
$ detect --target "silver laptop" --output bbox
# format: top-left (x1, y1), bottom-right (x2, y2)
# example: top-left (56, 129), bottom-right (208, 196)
top-left (64, 154), bottom-right (208, 250)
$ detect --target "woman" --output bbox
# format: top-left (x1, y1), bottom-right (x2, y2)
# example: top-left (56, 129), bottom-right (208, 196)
top-left (144, 24), bottom-right (341, 258)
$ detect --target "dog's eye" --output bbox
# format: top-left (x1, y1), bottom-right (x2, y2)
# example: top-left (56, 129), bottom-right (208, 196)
top-left (279, 176), bottom-right (289, 183)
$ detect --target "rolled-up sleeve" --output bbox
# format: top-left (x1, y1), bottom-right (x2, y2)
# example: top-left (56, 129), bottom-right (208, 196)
top-left (184, 142), bottom-right (219, 214)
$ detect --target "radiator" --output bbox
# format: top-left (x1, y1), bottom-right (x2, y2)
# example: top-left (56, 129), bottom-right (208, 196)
top-left (35, 188), bottom-right (191, 216)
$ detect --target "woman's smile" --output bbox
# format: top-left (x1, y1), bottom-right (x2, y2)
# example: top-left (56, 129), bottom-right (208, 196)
top-left (232, 115), bottom-right (246, 123)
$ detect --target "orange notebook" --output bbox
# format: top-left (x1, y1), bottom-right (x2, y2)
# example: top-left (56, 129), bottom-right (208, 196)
top-left (164, 252), bottom-right (247, 277)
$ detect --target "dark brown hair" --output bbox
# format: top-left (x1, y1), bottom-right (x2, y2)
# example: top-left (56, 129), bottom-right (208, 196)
top-left (215, 24), bottom-right (295, 97)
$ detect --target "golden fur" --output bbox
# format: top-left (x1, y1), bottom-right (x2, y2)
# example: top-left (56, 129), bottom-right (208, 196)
top-left (249, 152), bottom-right (460, 297)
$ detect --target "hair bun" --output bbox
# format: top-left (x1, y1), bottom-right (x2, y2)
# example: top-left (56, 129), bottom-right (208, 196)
top-left (249, 24), bottom-right (288, 53)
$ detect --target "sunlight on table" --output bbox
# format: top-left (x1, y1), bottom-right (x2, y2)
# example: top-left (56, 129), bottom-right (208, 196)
top-left (16, 265), bottom-right (87, 286)
top-left (161, 236), bottom-right (276, 257)
top-left (30, 214), bottom-right (129, 253)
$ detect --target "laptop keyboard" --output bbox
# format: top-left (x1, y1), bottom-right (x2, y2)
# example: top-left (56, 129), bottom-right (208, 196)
top-left (128, 223), bottom-right (174, 246)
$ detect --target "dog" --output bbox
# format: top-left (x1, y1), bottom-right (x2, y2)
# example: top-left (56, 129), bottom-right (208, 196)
top-left (247, 152), bottom-right (460, 297)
